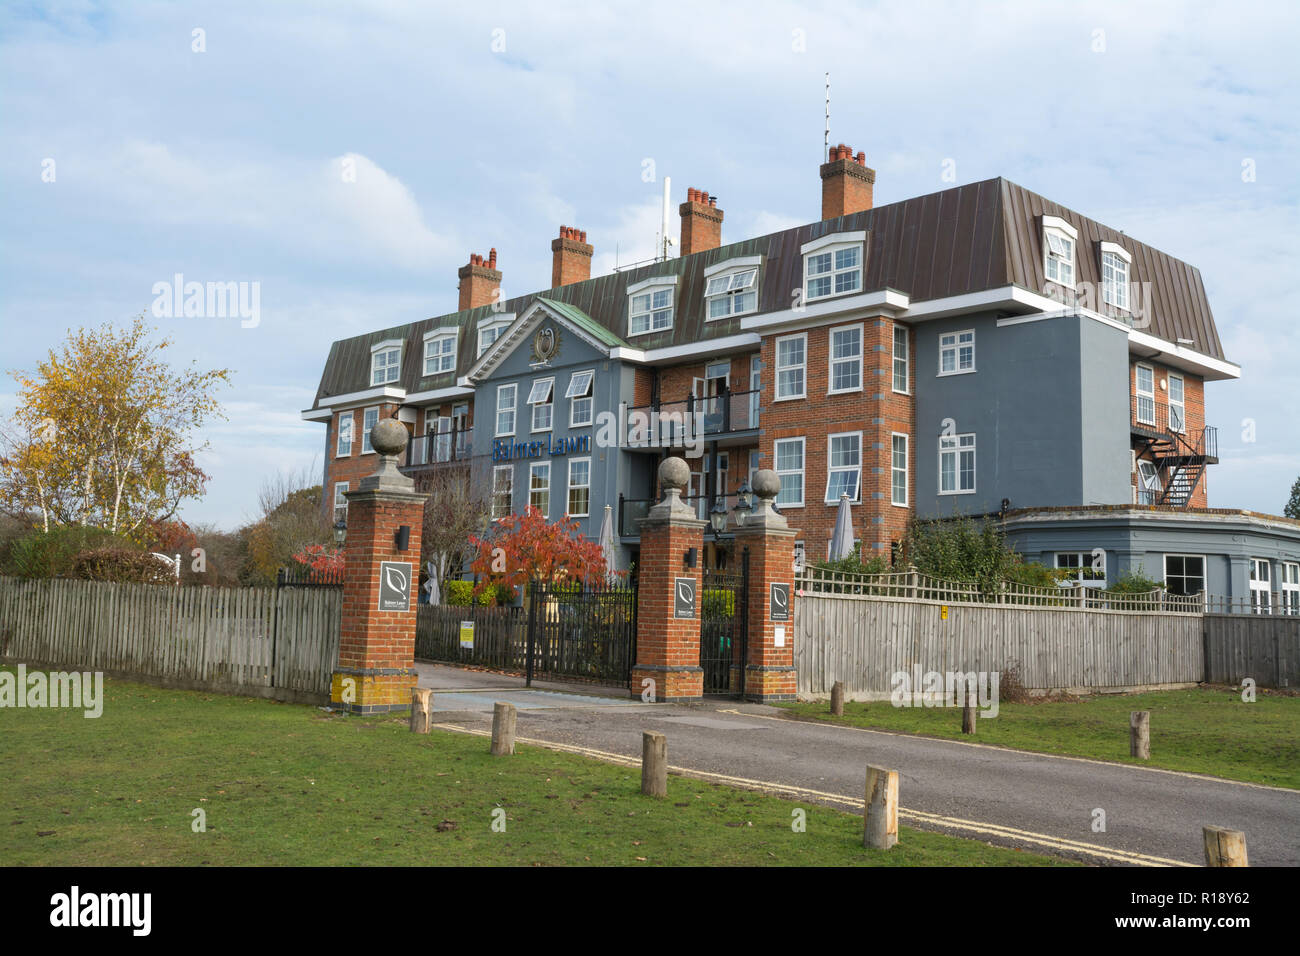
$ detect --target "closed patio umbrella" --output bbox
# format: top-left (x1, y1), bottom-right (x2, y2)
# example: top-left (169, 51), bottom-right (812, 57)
top-left (424, 561), bottom-right (440, 605)
top-left (828, 493), bottom-right (855, 561)
top-left (599, 504), bottom-right (618, 580)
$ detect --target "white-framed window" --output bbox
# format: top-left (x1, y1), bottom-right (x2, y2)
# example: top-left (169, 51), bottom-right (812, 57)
top-left (828, 324), bottom-right (863, 393)
top-left (1055, 552), bottom-right (1107, 588)
top-left (628, 277), bottom-right (676, 336)
top-left (422, 328), bottom-right (457, 375)
top-left (566, 369), bottom-right (595, 427)
top-left (491, 465), bottom-right (513, 520)
top-left (567, 457), bottom-right (591, 517)
top-left (1282, 562), bottom-right (1300, 615)
top-left (1135, 365), bottom-right (1155, 425)
top-left (1136, 458), bottom-right (1161, 504)
top-left (476, 317), bottom-right (512, 358)
top-left (370, 343), bottom-right (401, 386)
top-left (1042, 216), bottom-right (1077, 288)
top-left (1101, 243), bottom-right (1131, 311)
top-left (705, 267), bottom-right (758, 319)
top-left (495, 383), bottom-right (517, 437)
top-left (892, 324), bottom-right (909, 394)
top-left (824, 432), bottom-right (862, 503)
top-left (528, 377), bottom-right (554, 432)
top-left (774, 437), bottom-right (804, 508)
top-left (802, 234), bottom-right (863, 302)
top-left (1250, 558), bottom-right (1272, 614)
top-left (1168, 373), bottom-right (1185, 433)
top-left (939, 330), bottom-right (975, 375)
top-left (361, 407), bottom-right (379, 454)
top-left (1164, 554), bottom-right (1204, 596)
top-left (793, 540), bottom-right (806, 572)
top-left (332, 482), bottom-right (349, 523)
top-left (336, 411), bottom-right (354, 457)
top-left (529, 462), bottom-right (550, 516)
top-left (939, 433), bottom-right (976, 494)
top-left (890, 433), bottom-right (908, 507)
top-left (431, 413), bottom-right (452, 462)
top-left (774, 333), bottom-right (806, 400)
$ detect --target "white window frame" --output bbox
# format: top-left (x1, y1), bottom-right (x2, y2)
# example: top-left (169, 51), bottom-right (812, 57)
top-left (890, 433), bottom-right (908, 507)
top-left (1042, 216), bottom-right (1078, 288)
top-left (476, 316), bottom-right (512, 358)
top-left (1055, 551), bottom-right (1107, 588)
top-left (566, 369), bottom-right (595, 428)
top-left (627, 276), bottom-right (676, 337)
top-left (361, 406), bottom-right (379, 454)
top-left (495, 384), bottom-right (517, 438)
top-left (1250, 558), bottom-right (1272, 614)
top-left (801, 232), bottom-right (865, 303)
top-left (369, 341), bottom-right (402, 386)
top-left (1168, 372), bottom-right (1185, 434)
top-left (1135, 364), bottom-right (1156, 426)
top-left (938, 330), bottom-right (976, 376)
top-left (938, 432), bottom-right (976, 495)
top-left (793, 540), bottom-right (806, 573)
top-left (528, 377), bottom-right (555, 433)
top-left (774, 332), bottom-right (807, 401)
top-left (1101, 242), bottom-right (1132, 311)
top-left (332, 482), bottom-right (349, 522)
top-left (1136, 458), bottom-right (1161, 504)
top-left (1163, 553), bottom-right (1205, 597)
top-left (529, 461), bottom-right (551, 517)
top-left (566, 457), bottom-right (591, 518)
top-left (824, 431), bottom-right (862, 504)
top-left (892, 324), bottom-right (910, 394)
top-left (422, 327), bottom-right (458, 376)
top-left (1282, 562), bottom-right (1300, 615)
top-left (704, 259), bottom-right (760, 320)
top-left (491, 465), bottom-right (513, 520)
top-left (828, 323), bottom-right (863, 394)
top-left (336, 411), bottom-right (354, 457)
top-left (773, 437), bottom-right (805, 508)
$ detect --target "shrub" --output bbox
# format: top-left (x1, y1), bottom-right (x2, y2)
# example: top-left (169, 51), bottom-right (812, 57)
top-left (905, 514), bottom-right (1020, 590)
top-left (443, 579), bottom-right (499, 606)
top-left (4, 526), bottom-right (129, 579)
top-left (702, 588), bottom-right (735, 618)
top-left (1004, 562), bottom-right (1070, 589)
top-left (71, 547), bottom-right (175, 585)
top-left (814, 543), bottom-right (889, 577)
top-left (1106, 570), bottom-right (1163, 594)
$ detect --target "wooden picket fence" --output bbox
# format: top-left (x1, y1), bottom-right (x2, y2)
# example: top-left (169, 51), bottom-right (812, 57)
top-left (0, 576), bottom-right (341, 702)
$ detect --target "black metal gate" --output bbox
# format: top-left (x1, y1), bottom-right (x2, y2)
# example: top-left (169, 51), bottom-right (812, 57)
top-left (525, 579), bottom-right (637, 688)
top-left (700, 548), bottom-right (749, 695)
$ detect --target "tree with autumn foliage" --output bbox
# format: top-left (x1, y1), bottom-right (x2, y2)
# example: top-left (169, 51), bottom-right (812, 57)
top-left (0, 314), bottom-right (230, 540)
top-left (468, 506), bottom-right (611, 599)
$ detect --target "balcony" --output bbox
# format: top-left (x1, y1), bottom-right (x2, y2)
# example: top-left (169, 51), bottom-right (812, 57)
top-left (402, 426), bottom-right (474, 470)
top-left (1130, 400), bottom-right (1218, 508)
top-left (625, 387), bottom-right (760, 451)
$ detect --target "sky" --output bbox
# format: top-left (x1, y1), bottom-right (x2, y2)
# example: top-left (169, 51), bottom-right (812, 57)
top-left (1, 0), bottom-right (1297, 530)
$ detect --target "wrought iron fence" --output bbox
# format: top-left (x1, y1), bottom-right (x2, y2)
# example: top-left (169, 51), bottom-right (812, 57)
top-left (526, 580), bottom-right (637, 686)
top-left (276, 565), bottom-right (344, 588)
top-left (700, 550), bottom-right (748, 695)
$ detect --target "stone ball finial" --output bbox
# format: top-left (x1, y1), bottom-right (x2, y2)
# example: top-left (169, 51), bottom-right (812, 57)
top-left (658, 456), bottom-right (690, 494)
top-left (752, 469), bottom-right (780, 501)
top-left (370, 418), bottom-right (409, 457)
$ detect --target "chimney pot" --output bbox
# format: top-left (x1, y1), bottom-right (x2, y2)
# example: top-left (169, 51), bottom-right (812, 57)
top-left (821, 140), bottom-right (876, 220)
top-left (678, 186), bottom-right (723, 256)
top-left (551, 223), bottom-right (593, 287)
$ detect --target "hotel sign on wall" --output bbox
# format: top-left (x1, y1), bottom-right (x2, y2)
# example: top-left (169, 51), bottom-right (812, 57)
top-left (492, 434), bottom-right (591, 461)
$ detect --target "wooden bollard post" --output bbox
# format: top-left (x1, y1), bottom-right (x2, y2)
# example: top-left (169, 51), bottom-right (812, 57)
top-left (641, 731), bottom-right (667, 798)
top-left (962, 701), bottom-right (976, 735)
top-left (863, 765), bottom-right (899, 850)
top-left (490, 702), bottom-right (517, 756)
top-left (1130, 710), bottom-right (1150, 759)
top-left (831, 681), bottom-right (845, 717)
top-left (410, 688), bottom-right (433, 734)
top-left (1203, 826), bottom-right (1248, 867)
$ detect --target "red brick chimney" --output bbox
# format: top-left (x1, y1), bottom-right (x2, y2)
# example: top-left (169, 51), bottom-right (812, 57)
top-left (551, 226), bottom-right (593, 287)
top-left (457, 248), bottom-right (501, 311)
top-left (820, 144), bottom-right (876, 220)
top-left (679, 187), bottom-right (724, 256)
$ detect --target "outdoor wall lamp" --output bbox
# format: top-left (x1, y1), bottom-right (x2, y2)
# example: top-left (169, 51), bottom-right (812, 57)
top-left (395, 525), bottom-right (410, 552)
top-left (683, 547), bottom-right (697, 568)
top-left (709, 499), bottom-right (728, 537)
top-left (333, 519), bottom-right (347, 546)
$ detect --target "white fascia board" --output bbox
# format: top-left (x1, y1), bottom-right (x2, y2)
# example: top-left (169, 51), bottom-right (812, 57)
top-left (404, 385), bottom-right (475, 403)
top-left (1041, 215), bottom-right (1078, 240)
top-left (314, 385), bottom-right (407, 408)
top-left (422, 326), bottom-right (460, 341)
top-left (609, 332), bottom-right (762, 365)
top-left (626, 274), bottom-right (678, 295)
top-left (301, 407), bottom-right (332, 422)
top-left (370, 338), bottom-right (403, 353)
top-left (477, 313), bottom-right (514, 330)
top-left (801, 230), bottom-right (867, 256)
top-left (703, 255), bottom-right (763, 278)
top-left (1099, 240), bottom-right (1133, 264)
top-left (740, 288), bottom-right (909, 334)
top-left (1128, 328), bottom-right (1241, 381)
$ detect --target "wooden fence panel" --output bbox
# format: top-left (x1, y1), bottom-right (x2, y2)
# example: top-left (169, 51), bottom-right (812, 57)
top-left (1204, 614), bottom-right (1299, 688)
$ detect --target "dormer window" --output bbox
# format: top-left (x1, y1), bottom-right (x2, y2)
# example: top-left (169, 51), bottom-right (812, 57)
top-left (704, 257), bottom-right (760, 319)
top-left (1042, 215), bottom-right (1077, 288)
top-left (422, 327), bottom-right (458, 375)
top-left (801, 232), bottom-right (865, 303)
top-left (370, 341), bottom-right (402, 386)
top-left (476, 315), bottom-right (513, 358)
top-left (1100, 242), bottom-right (1132, 311)
top-left (627, 276), bottom-right (676, 336)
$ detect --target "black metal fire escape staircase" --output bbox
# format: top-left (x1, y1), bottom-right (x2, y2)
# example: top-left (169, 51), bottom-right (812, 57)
top-left (1131, 404), bottom-right (1218, 508)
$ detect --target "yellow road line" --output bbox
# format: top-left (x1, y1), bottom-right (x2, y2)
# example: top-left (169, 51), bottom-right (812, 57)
top-left (430, 721), bottom-right (1194, 867)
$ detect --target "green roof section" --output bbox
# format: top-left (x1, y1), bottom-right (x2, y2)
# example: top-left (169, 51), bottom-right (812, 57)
top-left (536, 297), bottom-right (632, 350)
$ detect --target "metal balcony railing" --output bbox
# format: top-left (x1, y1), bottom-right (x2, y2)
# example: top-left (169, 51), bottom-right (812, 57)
top-left (625, 387), bottom-right (761, 448)
top-left (404, 427), bottom-right (473, 468)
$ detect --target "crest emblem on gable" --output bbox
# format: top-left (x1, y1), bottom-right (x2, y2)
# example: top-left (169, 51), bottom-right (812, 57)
top-left (532, 326), bottom-right (558, 363)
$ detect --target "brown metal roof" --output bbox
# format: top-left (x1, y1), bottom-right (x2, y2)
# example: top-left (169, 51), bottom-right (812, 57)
top-left (309, 177), bottom-right (1225, 406)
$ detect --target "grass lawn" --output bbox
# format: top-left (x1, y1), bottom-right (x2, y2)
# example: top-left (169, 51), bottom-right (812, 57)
top-left (0, 671), bottom-right (1069, 866)
top-left (776, 687), bottom-right (1299, 790)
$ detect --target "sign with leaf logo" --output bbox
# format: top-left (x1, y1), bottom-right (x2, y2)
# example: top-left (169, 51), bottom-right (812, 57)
top-left (378, 561), bottom-right (412, 611)
top-left (674, 577), bottom-right (696, 619)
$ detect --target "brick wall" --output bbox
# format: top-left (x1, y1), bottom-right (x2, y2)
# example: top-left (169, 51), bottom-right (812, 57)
top-left (1129, 361), bottom-right (1209, 508)
top-left (325, 403), bottom-right (403, 518)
